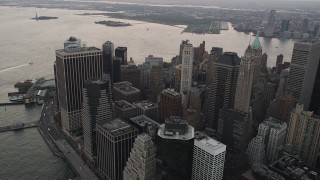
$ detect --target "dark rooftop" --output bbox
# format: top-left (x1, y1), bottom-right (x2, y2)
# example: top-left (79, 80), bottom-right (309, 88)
top-left (115, 47), bottom-right (127, 50)
top-left (68, 36), bottom-right (78, 41)
top-left (216, 52), bottom-right (241, 66)
top-left (269, 155), bottom-right (319, 180)
top-left (114, 100), bottom-right (136, 110)
top-left (101, 118), bottom-right (136, 136)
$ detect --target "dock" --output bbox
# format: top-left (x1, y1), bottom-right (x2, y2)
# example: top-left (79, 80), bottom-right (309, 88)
top-left (0, 102), bottom-right (24, 106)
top-left (0, 121), bottom-right (39, 133)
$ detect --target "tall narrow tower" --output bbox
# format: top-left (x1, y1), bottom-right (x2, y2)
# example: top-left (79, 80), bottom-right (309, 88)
top-left (115, 47), bottom-right (128, 65)
top-left (102, 41), bottom-right (114, 75)
top-left (82, 79), bottom-right (113, 162)
top-left (180, 43), bottom-right (194, 106)
top-left (55, 37), bottom-right (103, 133)
top-left (206, 52), bottom-right (240, 130)
top-left (265, 10), bottom-right (276, 37)
top-left (234, 57), bottom-right (255, 113)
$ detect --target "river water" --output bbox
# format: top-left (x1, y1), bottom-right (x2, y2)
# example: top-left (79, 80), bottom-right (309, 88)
top-left (0, 5), bottom-right (295, 179)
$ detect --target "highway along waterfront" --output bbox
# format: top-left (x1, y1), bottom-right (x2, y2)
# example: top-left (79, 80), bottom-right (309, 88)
top-left (38, 98), bottom-right (99, 180)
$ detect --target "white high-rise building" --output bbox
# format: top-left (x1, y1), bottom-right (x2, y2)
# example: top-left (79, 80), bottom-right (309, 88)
top-left (180, 43), bottom-right (194, 106)
top-left (123, 133), bottom-right (157, 180)
top-left (246, 135), bottom-right (266, 165)
top-left (258, 117), bottom-right (287, 163)
top-left (265, 10), bottom-right (276, 37)
top-left (192, 132), bottom-right (226, 180)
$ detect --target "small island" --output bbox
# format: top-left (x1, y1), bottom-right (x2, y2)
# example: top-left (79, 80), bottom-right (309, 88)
top-left (31, 13), bottom-right (58, 21)
top-left (95, 20), bottom-right (132, 27)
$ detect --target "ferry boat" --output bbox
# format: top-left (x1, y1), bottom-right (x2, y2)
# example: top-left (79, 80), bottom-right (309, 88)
top-left (14, 79), bottom-right (34, 88)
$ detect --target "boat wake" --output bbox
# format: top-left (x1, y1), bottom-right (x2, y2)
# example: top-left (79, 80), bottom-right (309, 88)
top-left (0, 63), bottom-right (30, 74)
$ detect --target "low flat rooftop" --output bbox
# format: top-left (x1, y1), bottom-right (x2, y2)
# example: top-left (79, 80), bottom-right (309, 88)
top-left (195, 132), bottom-right (226, 152)
top-left (113, 81), bottom-right (140, 94)
top-left (86, 79), bottom-right (107, 85)
top-left (158, 124), bottom-right (194, 141)
top-left (115, 47), bottom-right (127, 51)
top-left (162, 89), bottom-right (181, 97)
top-left (130, 115), bottom-right (160, 127)
top-left (114, 100), bottom-right (136, 110)
top-left (137, 133), bottom-right (153, 143)
top-left (133, 101), bottom-right (158, 109)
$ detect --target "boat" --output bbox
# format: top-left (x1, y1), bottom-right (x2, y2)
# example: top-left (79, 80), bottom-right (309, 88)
top-left (14, 79), bottom-right (34, 88)
top-left (29, 62), bottom-right (33, 65)
top-left (9, 96), bottom-right (18, 101)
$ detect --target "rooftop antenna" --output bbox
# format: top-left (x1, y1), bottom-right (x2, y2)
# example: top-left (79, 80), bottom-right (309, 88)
top-left (35, 12), bottom-right (38, 20)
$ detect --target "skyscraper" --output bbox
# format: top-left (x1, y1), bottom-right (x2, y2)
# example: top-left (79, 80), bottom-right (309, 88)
top-left (218, 56), bottom-right (254, 152)
top-left (277, 92), bottom-right (295, 123)
top-left (123, 133), bottom-right (157, 180)
top-left (206, 52), bottom-right (240, 130)
top-left (210, 47), bottom-right (223, 57)
top-left (96, 119), bottom-right (139, 180)
top-left (121, 64), bottom-right (141, 90)
top-left (147, 65), bottom-right (165, 103)
top-left (140, 55), bottom-right (165, 102)
top-left (262, 82), bottom-right (276, 115)
top-left (246, 135), bottom-right (266, 165)
top-left (192, 132), bottom-right (226, 180)
top-left (115, 47), bottom-right (128, 65)
top-left (158, 89), bottom-right (182, 124)
top-left (102, 41), bottom-right (114, 74)
top-left (157, 116), bottom-right (195, 180)
top-left (112, 57), bottom-right (122, 83)
top-left (281, 19), bottom-right (290, 32)
top-left (180, 43), bottom-right (194, 106)
top-left (285, 104), bottom-right (320, 167)
top-left (233, 57), bottom-right (255, 113)
top-left (82, 79), bottom-right (113, 162)
top-left (302, 18), bottom-right (309, 33)
top-left (265, 10), bottom-right (276, 37)
top-left (55, 37), bottom-right (103, 133)
top-left (286, 40), bottom-right (320, 112)
top-left (178, 40), bottom-right (190, 64)
top-left (193, 41), bottom-right (205, 62)
top-left (276, 54), bottom-right (284, 69)
top-left (145, 55), bottom-right (164, 67)
top-left (258, 117), bottom-right (287, 163)
top-left (245, 31), bottom-right (265, 125)
top-left (174, 65), bottom-right (182, 92)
